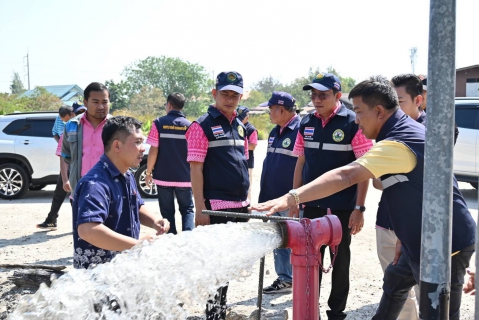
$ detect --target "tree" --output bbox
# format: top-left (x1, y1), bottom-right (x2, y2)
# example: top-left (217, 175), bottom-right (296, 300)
top-left (105, 79), bottom-right (133, 111)
top-left (252, 76), bottom-right (283, 95)
top-left (122, 56), bottom-right (211, 116)
top-left (129, 86), bottom-right (166, 117)
top-left (10, 72), bottom-right (25, 94)
top-left (24, 87), bottom-right (63, 111)
top-left (241, 90), bottom-right (267, 108)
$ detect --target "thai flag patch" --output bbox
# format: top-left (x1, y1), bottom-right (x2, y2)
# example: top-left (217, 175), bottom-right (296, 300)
top-left (268, 136), bottom-right (275, 145)
top-left (304, 127), bottom-right (314, 136)
top-left (334, 82), bottom-right (340, 90)
top-left (211, 125), bottom-right (225, 138)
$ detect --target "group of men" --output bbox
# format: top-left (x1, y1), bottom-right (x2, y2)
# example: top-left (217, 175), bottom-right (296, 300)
top-left (34, 70), bottom-right (475, 320)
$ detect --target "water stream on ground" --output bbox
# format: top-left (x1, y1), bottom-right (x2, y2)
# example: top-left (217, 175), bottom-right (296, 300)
top-left (10, 222), bottom-right (282, 320)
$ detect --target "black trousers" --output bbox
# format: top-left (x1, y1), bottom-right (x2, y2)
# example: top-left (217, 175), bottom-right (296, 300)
top-left (45, 173), bottom-right (68, 223)
top-left (204, 201), bottom-right (248, 320)
top-left (304, 206), bottom-right (352, 320)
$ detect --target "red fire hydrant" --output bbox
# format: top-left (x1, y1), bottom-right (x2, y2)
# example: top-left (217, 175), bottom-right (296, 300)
top-left (277, 215), bottom-right (342, 320)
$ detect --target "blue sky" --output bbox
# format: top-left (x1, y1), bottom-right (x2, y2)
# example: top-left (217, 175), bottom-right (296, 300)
top-left (0, 0), bottom-right (477, 93)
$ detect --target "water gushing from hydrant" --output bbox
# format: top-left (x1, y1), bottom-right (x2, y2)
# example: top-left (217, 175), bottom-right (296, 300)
top-left (10, 222), bottom-right (282, 320)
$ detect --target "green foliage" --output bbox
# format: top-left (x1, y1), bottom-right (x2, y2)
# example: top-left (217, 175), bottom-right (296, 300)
top-left (121, 56), bottom-right (211, 117)
top-left (0, 87), bottom-right (62, 114)
top-left (10, 72), bottom-right (26, 94)
top-left (241, 90), bottom-right (267, 108)
top-left (248, 113), bottom-right (275, 140)
top-left (105, 79), bottom-right (133, 111)
top-left (129, 86), bottom-right (166, 117)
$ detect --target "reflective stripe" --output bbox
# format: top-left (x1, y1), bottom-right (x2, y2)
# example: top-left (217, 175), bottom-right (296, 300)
top-left (267, 147), bottom-right (275, 153)
top-left (381, 175), bottom-right (409, 189)
top-left (160, 133), bottom-right (186, 139)
top-left (304, 141), bottom-right (320, 149)
top-left (274, 148), bottom-right (296, 157)
top-left (322, 143), bottom-right (353, 151)
top-left (208, 140), bottom-right (244, 148)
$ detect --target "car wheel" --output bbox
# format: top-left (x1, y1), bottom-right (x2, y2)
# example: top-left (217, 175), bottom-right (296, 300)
top-left (135, 164), bottom-right (157, 198)
top-left (0, 163), bottom-right (30, 200)
top-left (470, 182), bottom-right (478, 189)
top-left (29, 184), bottom-right (47, 191)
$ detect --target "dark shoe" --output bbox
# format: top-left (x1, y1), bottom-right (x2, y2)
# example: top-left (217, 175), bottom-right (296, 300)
top-left (36, 220), bottom-right (57, 231)
top-left (263, 279), bottom-right (292, 294)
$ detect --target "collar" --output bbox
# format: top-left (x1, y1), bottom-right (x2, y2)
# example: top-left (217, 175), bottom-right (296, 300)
top-left (208, 105), bottom-right (237, 124)
top-left (314, 101), bottom-right (347, 120)
top-left (80, 113), bottom-right (111, 125)
top-left (167, 110), bottom-right (185, 117)
top-left (280, 114), bottom-right (300, 132)
top-left (100, 154), bottom-right (123, 178)
top-left (376, 108), bottom-right (405, 142)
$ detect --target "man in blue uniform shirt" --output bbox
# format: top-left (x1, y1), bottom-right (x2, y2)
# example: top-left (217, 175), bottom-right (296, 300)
top-left (73, 116), bottom-right (170, 269)
top-left (258, 91), bottom-right (301, 294)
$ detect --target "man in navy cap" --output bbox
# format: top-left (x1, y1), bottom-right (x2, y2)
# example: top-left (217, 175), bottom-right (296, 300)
top-left (186, 71), bottom-right (250, 320)
top-left (236, 105), bottom-right (257, 200)
top-left (258, 91), bottom-right (301, 294)
top-left (292, 73), bottom-right (373, 319)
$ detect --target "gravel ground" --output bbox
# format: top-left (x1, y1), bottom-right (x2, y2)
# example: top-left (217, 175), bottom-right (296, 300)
top-left (0, 140), bottom-right (477, 319)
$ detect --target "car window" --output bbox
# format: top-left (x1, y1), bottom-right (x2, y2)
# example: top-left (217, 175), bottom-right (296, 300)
top-left (455, 107), bottom-right (479, 130)
top-left (27, 119), bottom-right (55, 138)
top-left (2, 119), bottom-right (31, 136)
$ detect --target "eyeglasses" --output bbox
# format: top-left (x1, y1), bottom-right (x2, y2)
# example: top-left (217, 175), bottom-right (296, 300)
top-left (310, 92), bottom-right (332, 101)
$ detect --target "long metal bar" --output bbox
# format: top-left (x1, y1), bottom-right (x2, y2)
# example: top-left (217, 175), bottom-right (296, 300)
top-left (257, 256), bottom-right (265, 320)
top-left (420, 0), bottom-right (456, 318)
top-left (202, 210), bottom-right (300, 221)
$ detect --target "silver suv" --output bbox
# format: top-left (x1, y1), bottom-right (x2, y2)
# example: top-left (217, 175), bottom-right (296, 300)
top-left (454, 97), bottom-right (479, 188)
top-left (0, 112), bottom-right (157, 199)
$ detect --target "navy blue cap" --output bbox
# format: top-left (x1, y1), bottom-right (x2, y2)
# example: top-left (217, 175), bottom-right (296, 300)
top-left (72, 101), bottom-right (87, 114)
top-left (236, 106), bottom-right (250, 120)
top-left (303, 73), bottom-right (341, 92)
top-left (263, 91), bottom-right (296, 109)
top-left (421, 77), bottom-right (427, 90)
top-left (216, 71), bottom-right (243, 94)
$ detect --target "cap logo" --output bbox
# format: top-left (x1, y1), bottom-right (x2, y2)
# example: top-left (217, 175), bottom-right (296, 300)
top-left (332, 129), bottom-right (345, 142)
top-left (278, 100), bottom-right (284, 105)
top-left (315, 73), bottom-right (324, 80)
top-left (227, 72), bottom-right (237, 82)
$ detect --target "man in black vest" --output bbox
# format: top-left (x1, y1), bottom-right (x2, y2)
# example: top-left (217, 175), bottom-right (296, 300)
top-left (145, 92), bottom-right (193, 234)
top-left (259, 91), bottom-right (301, 294)
top-left (186, 71), bottom-right (249, 320)
top-left (252, 76), bottom-right (475, 320)
top-left (292, 73), bottom-right (373, 320)
top-left (236, 106), bottom-right (257, 201)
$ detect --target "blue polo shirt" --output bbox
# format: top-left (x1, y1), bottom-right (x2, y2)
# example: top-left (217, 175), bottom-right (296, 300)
top-left (72, 154), bottom-right (145, 269)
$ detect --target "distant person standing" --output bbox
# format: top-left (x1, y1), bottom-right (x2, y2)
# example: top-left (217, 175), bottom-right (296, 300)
top-left (186, 71), bottom-right (249, 320)
top-left (236, 106), bottom-right (257, 200)
top-left (259, 91), bottom-right (300, 294)
top-left (145, 93), bottom-right (194, 234)
top-left (36, 103), bottom-right (85, 230)
top-left (62, 82), bottom-right (111, 199)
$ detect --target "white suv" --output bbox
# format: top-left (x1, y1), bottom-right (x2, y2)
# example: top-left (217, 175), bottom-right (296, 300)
top-left (454, 97), bottom-right (479, 188)
top-left (0, 112), bottom-right (156, 200)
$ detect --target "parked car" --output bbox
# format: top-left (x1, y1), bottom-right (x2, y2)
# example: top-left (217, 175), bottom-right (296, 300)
top-left (0, 111), bottom-right (157, 199)
top-left (454, 97), bottom-right (479, 188)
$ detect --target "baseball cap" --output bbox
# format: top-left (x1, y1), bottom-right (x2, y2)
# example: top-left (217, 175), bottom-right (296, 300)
top-left (303, 73), bottom-right (342, 92)
top-left (72, 101), bottom-right (87, 114)
top-left (421, 77), bottom-right (427, 91)
top-left (236, 106), bottom-right (250, 120)
top-left (216, 71), bottom-right (243, 94)
top-left (262, 91), bottom-right (296, 109)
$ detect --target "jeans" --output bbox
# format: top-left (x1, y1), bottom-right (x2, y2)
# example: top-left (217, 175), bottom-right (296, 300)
top-left (271, 210), bottom-right (299, 283)
top-left (157, 186), bottom-right (194, 234)
top-left (45, 173), bottom-right (68, 223)
top-left (373, 244), bottom-right (474, 320)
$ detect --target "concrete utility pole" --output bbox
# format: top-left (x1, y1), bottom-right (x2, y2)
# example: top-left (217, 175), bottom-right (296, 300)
top-left (23, 53), bottom-right (30, 90)
top-left (420, 0), bottom-right (456, 319)
top-left (410, 47), bottom-right (418, 74)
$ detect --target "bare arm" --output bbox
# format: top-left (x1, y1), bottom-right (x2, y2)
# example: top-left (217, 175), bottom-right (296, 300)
top-left (138, 204), bottom-right (169, 235)
top-left (78, 223), bottom-right (140, 251)
top-left (372, 178), bottom-right (383, 190)
top-left (190, 162), bottom-right (209, 226)
top-left (60, 158), bottom-right (71, 192)
top-left (145, 146), bottom-right (158, 186)
top-left (293, 155), bottom-right (305, 189)
top-left (252, 163), bottom-right (375, 215)
top-left (248, 143), bottom-right (257, 151)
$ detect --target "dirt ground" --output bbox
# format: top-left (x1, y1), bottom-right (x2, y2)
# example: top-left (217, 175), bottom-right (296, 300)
top-left (0, 140), bottom-right (477, 319)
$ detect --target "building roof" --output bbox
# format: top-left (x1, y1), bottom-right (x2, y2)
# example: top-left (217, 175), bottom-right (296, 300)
top-left (456, 65), bottom-right (479, 72)
top-left (22, 85), bottom-right (84, 101)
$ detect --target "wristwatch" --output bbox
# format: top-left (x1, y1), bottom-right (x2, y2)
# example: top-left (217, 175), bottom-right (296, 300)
top-left (288, 189), bottom-right (300, 206)
top-left (146, 171), bottom-right (153, 176)
top-left (355, 205), bottom-right (366, 213)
